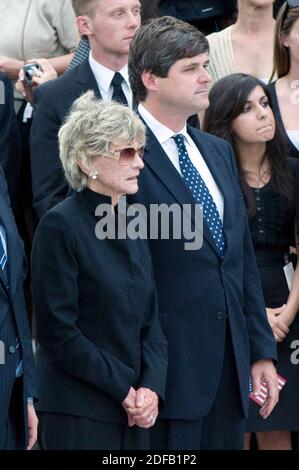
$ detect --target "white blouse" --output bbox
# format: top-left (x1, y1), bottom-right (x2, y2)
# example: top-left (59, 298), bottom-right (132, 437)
top-left (286, 130), bottom-right (299, 151)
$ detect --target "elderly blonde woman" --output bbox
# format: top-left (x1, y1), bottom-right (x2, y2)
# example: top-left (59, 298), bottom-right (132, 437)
top-left (31, 91), bottom-right (167, 450)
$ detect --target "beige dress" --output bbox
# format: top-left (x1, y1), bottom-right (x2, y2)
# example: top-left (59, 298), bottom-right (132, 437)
top-left (207, 26), bottom-right (275, 86)
top-left (0, 0), bottom-right (78, 103)
top-left (207, 26), bottom-right (236, 86)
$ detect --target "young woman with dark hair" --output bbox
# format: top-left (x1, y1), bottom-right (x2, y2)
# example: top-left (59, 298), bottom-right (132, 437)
top-left (204, 73), bottom-right (299, 450)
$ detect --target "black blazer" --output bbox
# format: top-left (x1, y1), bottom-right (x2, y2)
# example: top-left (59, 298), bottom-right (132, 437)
top-left (30, 59), bottom-right (101, 221)
top-left (0, 168), bottom-right (34, 449)
top-left (31, 188), bottom-right (167, 424)
top-left (128, 125), bottom-right (277, 420)
top-left (0, 73), bottom-right (22, 209)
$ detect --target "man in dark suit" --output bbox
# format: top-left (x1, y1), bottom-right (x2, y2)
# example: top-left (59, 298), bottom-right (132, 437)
top-left (127, 16), bottom-right (279, 449)
top-left (30, 0), bottom-right (141, 220)
top-left (0, 167), bottom-right (37, 450)
top-left (0, 73), bottom-right (22, 210)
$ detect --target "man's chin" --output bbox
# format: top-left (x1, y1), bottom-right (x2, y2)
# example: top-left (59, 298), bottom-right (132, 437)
top-left (191, 98), bottom-right (209, 114)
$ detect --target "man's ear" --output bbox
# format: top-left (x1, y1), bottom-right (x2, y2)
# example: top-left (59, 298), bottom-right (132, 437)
top-left (141, 71), bottom-right (160, 92)
top-left (77, 15), bottom-right (93, 37)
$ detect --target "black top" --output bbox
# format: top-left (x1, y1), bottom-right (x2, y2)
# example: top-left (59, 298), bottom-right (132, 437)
top-left (268, 81), bottom-right (299, 159)
top-left (249, 158), bottom-right (299, 252)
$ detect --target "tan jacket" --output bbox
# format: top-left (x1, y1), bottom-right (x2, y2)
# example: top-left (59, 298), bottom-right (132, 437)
top-left (0, 0), bottom-right (77, 62)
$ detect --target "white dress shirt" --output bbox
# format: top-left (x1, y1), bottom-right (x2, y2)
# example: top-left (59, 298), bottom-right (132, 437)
top-left (138, 104), bottom-right (224, 221)
top-left (89, 52), bottom-right (133, 108)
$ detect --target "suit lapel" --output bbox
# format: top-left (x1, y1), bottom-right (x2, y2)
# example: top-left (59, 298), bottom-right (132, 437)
top-left (143, 125), bottom-right (236, 256)
top-left (0, 263), bottom-right (8, 293)
top-left (73, 59), bottom-right (102, 99)
top-left (144, 126), bottom-right (196, 206)
top-left (0, 197), bottom-right (22, 297)
top-left (143, 126), bottom-right (217, 252)
top-left (187, 127), bottom-right (236, 241)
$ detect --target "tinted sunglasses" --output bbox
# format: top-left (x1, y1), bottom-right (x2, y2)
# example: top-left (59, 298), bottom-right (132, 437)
top-left (112, 146), bottom-right (144, 165)
top-left (282, 0), bottom-right (299, 24)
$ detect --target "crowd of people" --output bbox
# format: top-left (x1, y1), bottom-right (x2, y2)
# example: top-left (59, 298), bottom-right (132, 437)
top-left (0, 0), bottom-right (299, 451)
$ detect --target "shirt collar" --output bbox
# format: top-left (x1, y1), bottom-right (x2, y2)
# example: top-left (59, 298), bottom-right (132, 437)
top-left (138, 104), bottom-right (189, 145)
top-left (88, 52), bottom-right (129, 93)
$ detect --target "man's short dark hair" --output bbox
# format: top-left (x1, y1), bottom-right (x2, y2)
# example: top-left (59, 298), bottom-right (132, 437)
top-left (128, 16), bottom-right (209, 102)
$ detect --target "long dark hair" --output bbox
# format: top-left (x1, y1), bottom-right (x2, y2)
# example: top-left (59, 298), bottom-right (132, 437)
top-left (271, 2), bottom-right (299, 80)
top-left (203, 73), bottom-right (293, 216)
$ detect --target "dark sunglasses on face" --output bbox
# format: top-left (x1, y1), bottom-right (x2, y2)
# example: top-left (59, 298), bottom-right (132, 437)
top-left (114, 146), bottom-right (145, 165)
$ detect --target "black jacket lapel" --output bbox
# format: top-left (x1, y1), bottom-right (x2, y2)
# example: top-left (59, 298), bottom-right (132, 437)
top-left (188, 127), bottom-right (237, 251)
top-left (143, 127), bottom-right (220, 254)
top-left (73, 59), bottom-right (102, 99)
top-left (0, 198), bottom-right (23, 297)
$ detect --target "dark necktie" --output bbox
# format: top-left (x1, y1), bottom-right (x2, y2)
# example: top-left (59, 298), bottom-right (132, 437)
top-left (0, 232), bottom-right (9, 287)
top-left (173, 134), bottom-right (226, 256)
top-left (111, 72), bottom-right (128, 106)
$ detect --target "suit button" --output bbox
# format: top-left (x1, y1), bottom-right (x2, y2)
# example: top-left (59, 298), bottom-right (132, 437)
top-left (9, 345), bottom-right (16, 354)
top-left (216, 312), bottom-right (225, 320)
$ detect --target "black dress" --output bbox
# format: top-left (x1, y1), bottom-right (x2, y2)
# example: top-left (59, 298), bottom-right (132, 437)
top-left (268, 82), bottom-right (299, 160)
top-left (31, 188), bottom-right (168, 449)
top-left (246, 158), bottom-right (299, 432)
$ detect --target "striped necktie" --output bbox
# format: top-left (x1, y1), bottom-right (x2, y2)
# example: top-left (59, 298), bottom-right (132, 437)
top-left (0, 230), bottom-right (9, 287)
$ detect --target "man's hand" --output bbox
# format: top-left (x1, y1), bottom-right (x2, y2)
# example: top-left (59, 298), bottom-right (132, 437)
top-left (27, 403), bottom-right (38, 450)
top-left (126, 387), bottom-right (159, 429)
top-left (251, 359), bottom-right (279, 419)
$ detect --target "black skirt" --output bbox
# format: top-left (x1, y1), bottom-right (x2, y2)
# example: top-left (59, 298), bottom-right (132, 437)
top-left (246, 249), bottom-right (299, 432)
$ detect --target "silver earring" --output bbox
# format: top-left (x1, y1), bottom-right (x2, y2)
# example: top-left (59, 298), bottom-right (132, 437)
top-left (89, 171), bottom-right (98, 180)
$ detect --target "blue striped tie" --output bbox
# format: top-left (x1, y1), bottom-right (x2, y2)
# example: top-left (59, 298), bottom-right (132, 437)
top-left (173, 134), bottom-right (226, 255)
top-left (0, 233), bottom-right (9, 287)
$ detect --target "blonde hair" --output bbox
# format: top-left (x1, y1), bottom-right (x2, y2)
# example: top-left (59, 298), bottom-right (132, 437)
top-left (58, 91), bottom-right (146, 191)
top-left (71, 0), bottom-right (100, 17)
top-left (271, 2), bottom-right (299, 80)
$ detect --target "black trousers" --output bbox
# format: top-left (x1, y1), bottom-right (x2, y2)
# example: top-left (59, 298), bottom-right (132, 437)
top-left (4, 377), bottom-right (25, 450)
top-left (38, 412), bottom-right (150, 450)
top-left (150, 324), bottom-right (245, 450)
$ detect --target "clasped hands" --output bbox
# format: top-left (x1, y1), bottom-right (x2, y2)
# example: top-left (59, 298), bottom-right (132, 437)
top-left (122, 386), bottom-right (159, 429)
top-left (266, 304), bottom-right (295, 342)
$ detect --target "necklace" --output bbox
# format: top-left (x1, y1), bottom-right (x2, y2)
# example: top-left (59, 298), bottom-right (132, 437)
top-left (244, 166), bottom-right (271, 188)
